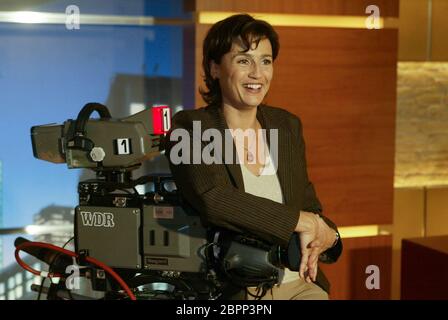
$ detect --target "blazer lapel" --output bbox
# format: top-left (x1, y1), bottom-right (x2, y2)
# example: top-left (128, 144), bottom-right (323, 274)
top-left (205, 104), bottom-right (294, 207)
top-left (206, 104), bottom-right (245, 190)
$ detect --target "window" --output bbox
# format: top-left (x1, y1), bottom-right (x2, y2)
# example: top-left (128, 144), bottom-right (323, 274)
top-left (15, 273), bottom-right (23, 285)
top-left (15, 286), bottom-right (23, 299)
top-left (0, 0), bottom-right (185, 282)
top-left (7, 276), bottom-right (15, 289)
top-left (8, 290), bottom-right (15, 300)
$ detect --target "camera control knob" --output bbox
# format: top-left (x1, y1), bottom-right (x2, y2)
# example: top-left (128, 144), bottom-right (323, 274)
top-left (90, 147), bottom-right (106, 162)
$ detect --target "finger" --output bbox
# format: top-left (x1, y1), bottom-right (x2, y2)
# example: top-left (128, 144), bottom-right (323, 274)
top-left (308, 262), bottom-right (317, 282)
top-left (307, 262), bottom-right (317, 276)
top-left (307, 247), bottom-right (320, 271)
top-left (299, 247), bottom-right (309, 279)
top-left (311, 259), bottom-right (319, 282)
top-left (309, 247), bottom-right (319, 264)
top-left (300, 254), bottom-right (309, 279)
top-left (308, 240), bottom-right (321, 264)
top-left (305, 271), bottom-right (312, 283)
top-left (308, 248), bottom-right (320, 281)
top-left (313, 263), bottom-right (318, 282)
top-left (307, 258), bottom-right (316, 281)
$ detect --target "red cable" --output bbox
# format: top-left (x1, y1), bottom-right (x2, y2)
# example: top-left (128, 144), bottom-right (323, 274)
top-left (15, 241), bottom-right (136, 300)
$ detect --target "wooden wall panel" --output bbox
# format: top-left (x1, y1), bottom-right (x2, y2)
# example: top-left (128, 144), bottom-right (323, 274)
top-left (426, 186), bottom-right (448, 236)
top-left (320, 235), bottom-right (392, 300)
top-left (398, 0), bottom-right (429, 61)
top-left (398, 0), bottom-right (448, 61)
top-left (185, 0), bottom-right (399, 17)
top-left (391, 187), bottom-right (425, 299)
top-left (431, 0), bottom-right (448, 61)
top-left (265, 27), bottom-right (397, 227)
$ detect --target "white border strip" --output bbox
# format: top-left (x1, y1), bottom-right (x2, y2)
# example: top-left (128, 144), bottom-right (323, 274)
top-left (0, 11), bottom-right (192, 26)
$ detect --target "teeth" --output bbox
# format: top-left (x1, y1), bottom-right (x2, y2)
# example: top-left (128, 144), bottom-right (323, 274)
top-left (244, 84), bottom-right (262, 90)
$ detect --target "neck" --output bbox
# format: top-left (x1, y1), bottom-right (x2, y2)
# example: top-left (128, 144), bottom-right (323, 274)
top-left (222, 103), bottom-right (259, 131)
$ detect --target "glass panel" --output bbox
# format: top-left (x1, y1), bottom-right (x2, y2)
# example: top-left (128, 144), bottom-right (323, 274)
top-left (0, 1), bottom-right (188, 293)
top-left (0, 0), bottom-right (191, 18)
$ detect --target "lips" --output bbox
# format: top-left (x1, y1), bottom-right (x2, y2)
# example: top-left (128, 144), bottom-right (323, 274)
top-left (243, 83), bottom-right (262, 90)
top-left (242, 83), bottom-right (263, 94)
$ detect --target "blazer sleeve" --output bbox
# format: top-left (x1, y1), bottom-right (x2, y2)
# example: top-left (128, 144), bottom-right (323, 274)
top-left (164, 110), bottom-right (300, 248)
top-left (294, 115), bottom-right (342, 263)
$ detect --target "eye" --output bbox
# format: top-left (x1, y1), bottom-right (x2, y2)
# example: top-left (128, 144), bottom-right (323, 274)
top-left (237, 58), bottom-right (250, 65)
top-left (262, 58), bottom-right (272, 65)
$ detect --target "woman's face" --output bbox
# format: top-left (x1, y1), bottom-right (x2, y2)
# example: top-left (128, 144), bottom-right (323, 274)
top-left (212, 37), bottom-right (274, 110)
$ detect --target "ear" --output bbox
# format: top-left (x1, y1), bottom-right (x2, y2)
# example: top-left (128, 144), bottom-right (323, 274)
top-left (210, 60), bottom-right (220, 80)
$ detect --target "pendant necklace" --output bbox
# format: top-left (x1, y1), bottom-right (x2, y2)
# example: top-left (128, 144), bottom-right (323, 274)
top-left (244, 124), bottom-right (261, 163)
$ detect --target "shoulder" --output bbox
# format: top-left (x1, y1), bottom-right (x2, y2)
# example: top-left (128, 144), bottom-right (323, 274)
top-left (171, 106), bottom-right (209, 122)
top-left (260, 104), bottom-right (303, 132)
top-left (170, 106), bottom-right (214, 130)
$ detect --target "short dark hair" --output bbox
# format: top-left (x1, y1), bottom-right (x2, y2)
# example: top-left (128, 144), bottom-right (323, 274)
top-left (200, 14), bottom-right (280, 106)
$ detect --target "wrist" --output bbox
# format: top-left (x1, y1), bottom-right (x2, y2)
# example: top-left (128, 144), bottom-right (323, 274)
top-left (330, 230), bottom-right (340, 248)
top-left (295, 211), bottom-right (318, 233)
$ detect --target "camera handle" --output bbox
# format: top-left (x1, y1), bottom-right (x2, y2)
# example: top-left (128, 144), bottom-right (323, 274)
top-left (67, 102), bottom-right (112, 152)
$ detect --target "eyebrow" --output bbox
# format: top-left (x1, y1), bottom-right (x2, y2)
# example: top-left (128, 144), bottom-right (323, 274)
top-left (231, 53), bottom-right (273, 59)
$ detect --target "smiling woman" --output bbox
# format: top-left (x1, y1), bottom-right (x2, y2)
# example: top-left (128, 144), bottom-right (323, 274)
top-left (200, 14), bottom-right (279, 110)
top-left (165, 13), bottom-right (342, 300)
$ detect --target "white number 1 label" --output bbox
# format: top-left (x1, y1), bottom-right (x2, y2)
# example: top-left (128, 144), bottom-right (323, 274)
top-left (116, 138), bottom-right (131, 155)
top-left (162, 108), bottom-right (171, 132)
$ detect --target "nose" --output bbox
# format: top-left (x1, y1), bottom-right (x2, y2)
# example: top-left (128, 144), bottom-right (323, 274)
top-left (248, 61), bottom-right (262, 79)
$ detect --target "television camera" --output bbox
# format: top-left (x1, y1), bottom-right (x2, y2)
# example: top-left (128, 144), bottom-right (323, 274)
top-left (15, 102), bottom-right (301, 300)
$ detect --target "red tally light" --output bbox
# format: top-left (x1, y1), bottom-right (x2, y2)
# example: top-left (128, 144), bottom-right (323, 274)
top-left (152, 105), bottom-right (171, 134)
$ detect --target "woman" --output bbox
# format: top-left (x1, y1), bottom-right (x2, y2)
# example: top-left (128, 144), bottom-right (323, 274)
top-left (165, 14), bottom-right (342, 300)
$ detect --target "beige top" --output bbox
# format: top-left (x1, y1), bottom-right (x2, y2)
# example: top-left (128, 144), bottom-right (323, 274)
top-left (240, 151), bottom-right (298, 284)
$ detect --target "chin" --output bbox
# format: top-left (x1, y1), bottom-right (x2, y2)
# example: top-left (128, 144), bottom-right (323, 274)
top-left (241, 97), bottom-right (264, 107)
top-left (245, 100), bottom-right (263, 108)
top-left (238, 103), bottom-right (259, 109)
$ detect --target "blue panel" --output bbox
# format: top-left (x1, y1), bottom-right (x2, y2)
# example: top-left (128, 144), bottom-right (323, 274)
top-left (26, 0), bottom-right (191, 18)
top-left (0, 1), bottom-right (187, 268)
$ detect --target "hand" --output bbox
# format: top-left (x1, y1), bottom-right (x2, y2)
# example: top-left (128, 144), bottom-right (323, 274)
top-left (295, 211), bottom-right (337, 283)
top-left (306, 215), bottom-right (337, 282)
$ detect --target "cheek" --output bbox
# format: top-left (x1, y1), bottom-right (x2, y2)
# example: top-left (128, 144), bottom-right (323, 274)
top-left (220, 74), bottom-right (241, 99)
top-left (264, 74), bottom-right (273, 92)
top-left (264, 68), bottom-right (274, 82)
top-left (223, 77), bottom-right (237, 93)
top-left (226, 71), bottom-right (244, 90)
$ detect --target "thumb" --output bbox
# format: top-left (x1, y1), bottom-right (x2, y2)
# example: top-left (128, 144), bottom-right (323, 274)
top-left (309, 240), bottom-right (321, 248)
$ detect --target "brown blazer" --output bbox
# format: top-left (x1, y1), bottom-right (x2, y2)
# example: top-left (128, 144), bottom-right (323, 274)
top-left (164, 103), bottom-right (342, 294)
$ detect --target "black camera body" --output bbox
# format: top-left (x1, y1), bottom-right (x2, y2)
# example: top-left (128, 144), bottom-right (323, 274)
top-left (74, 173), bottom-right (302, 299)
top-left (75, 175), bottom-right (209, 274)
